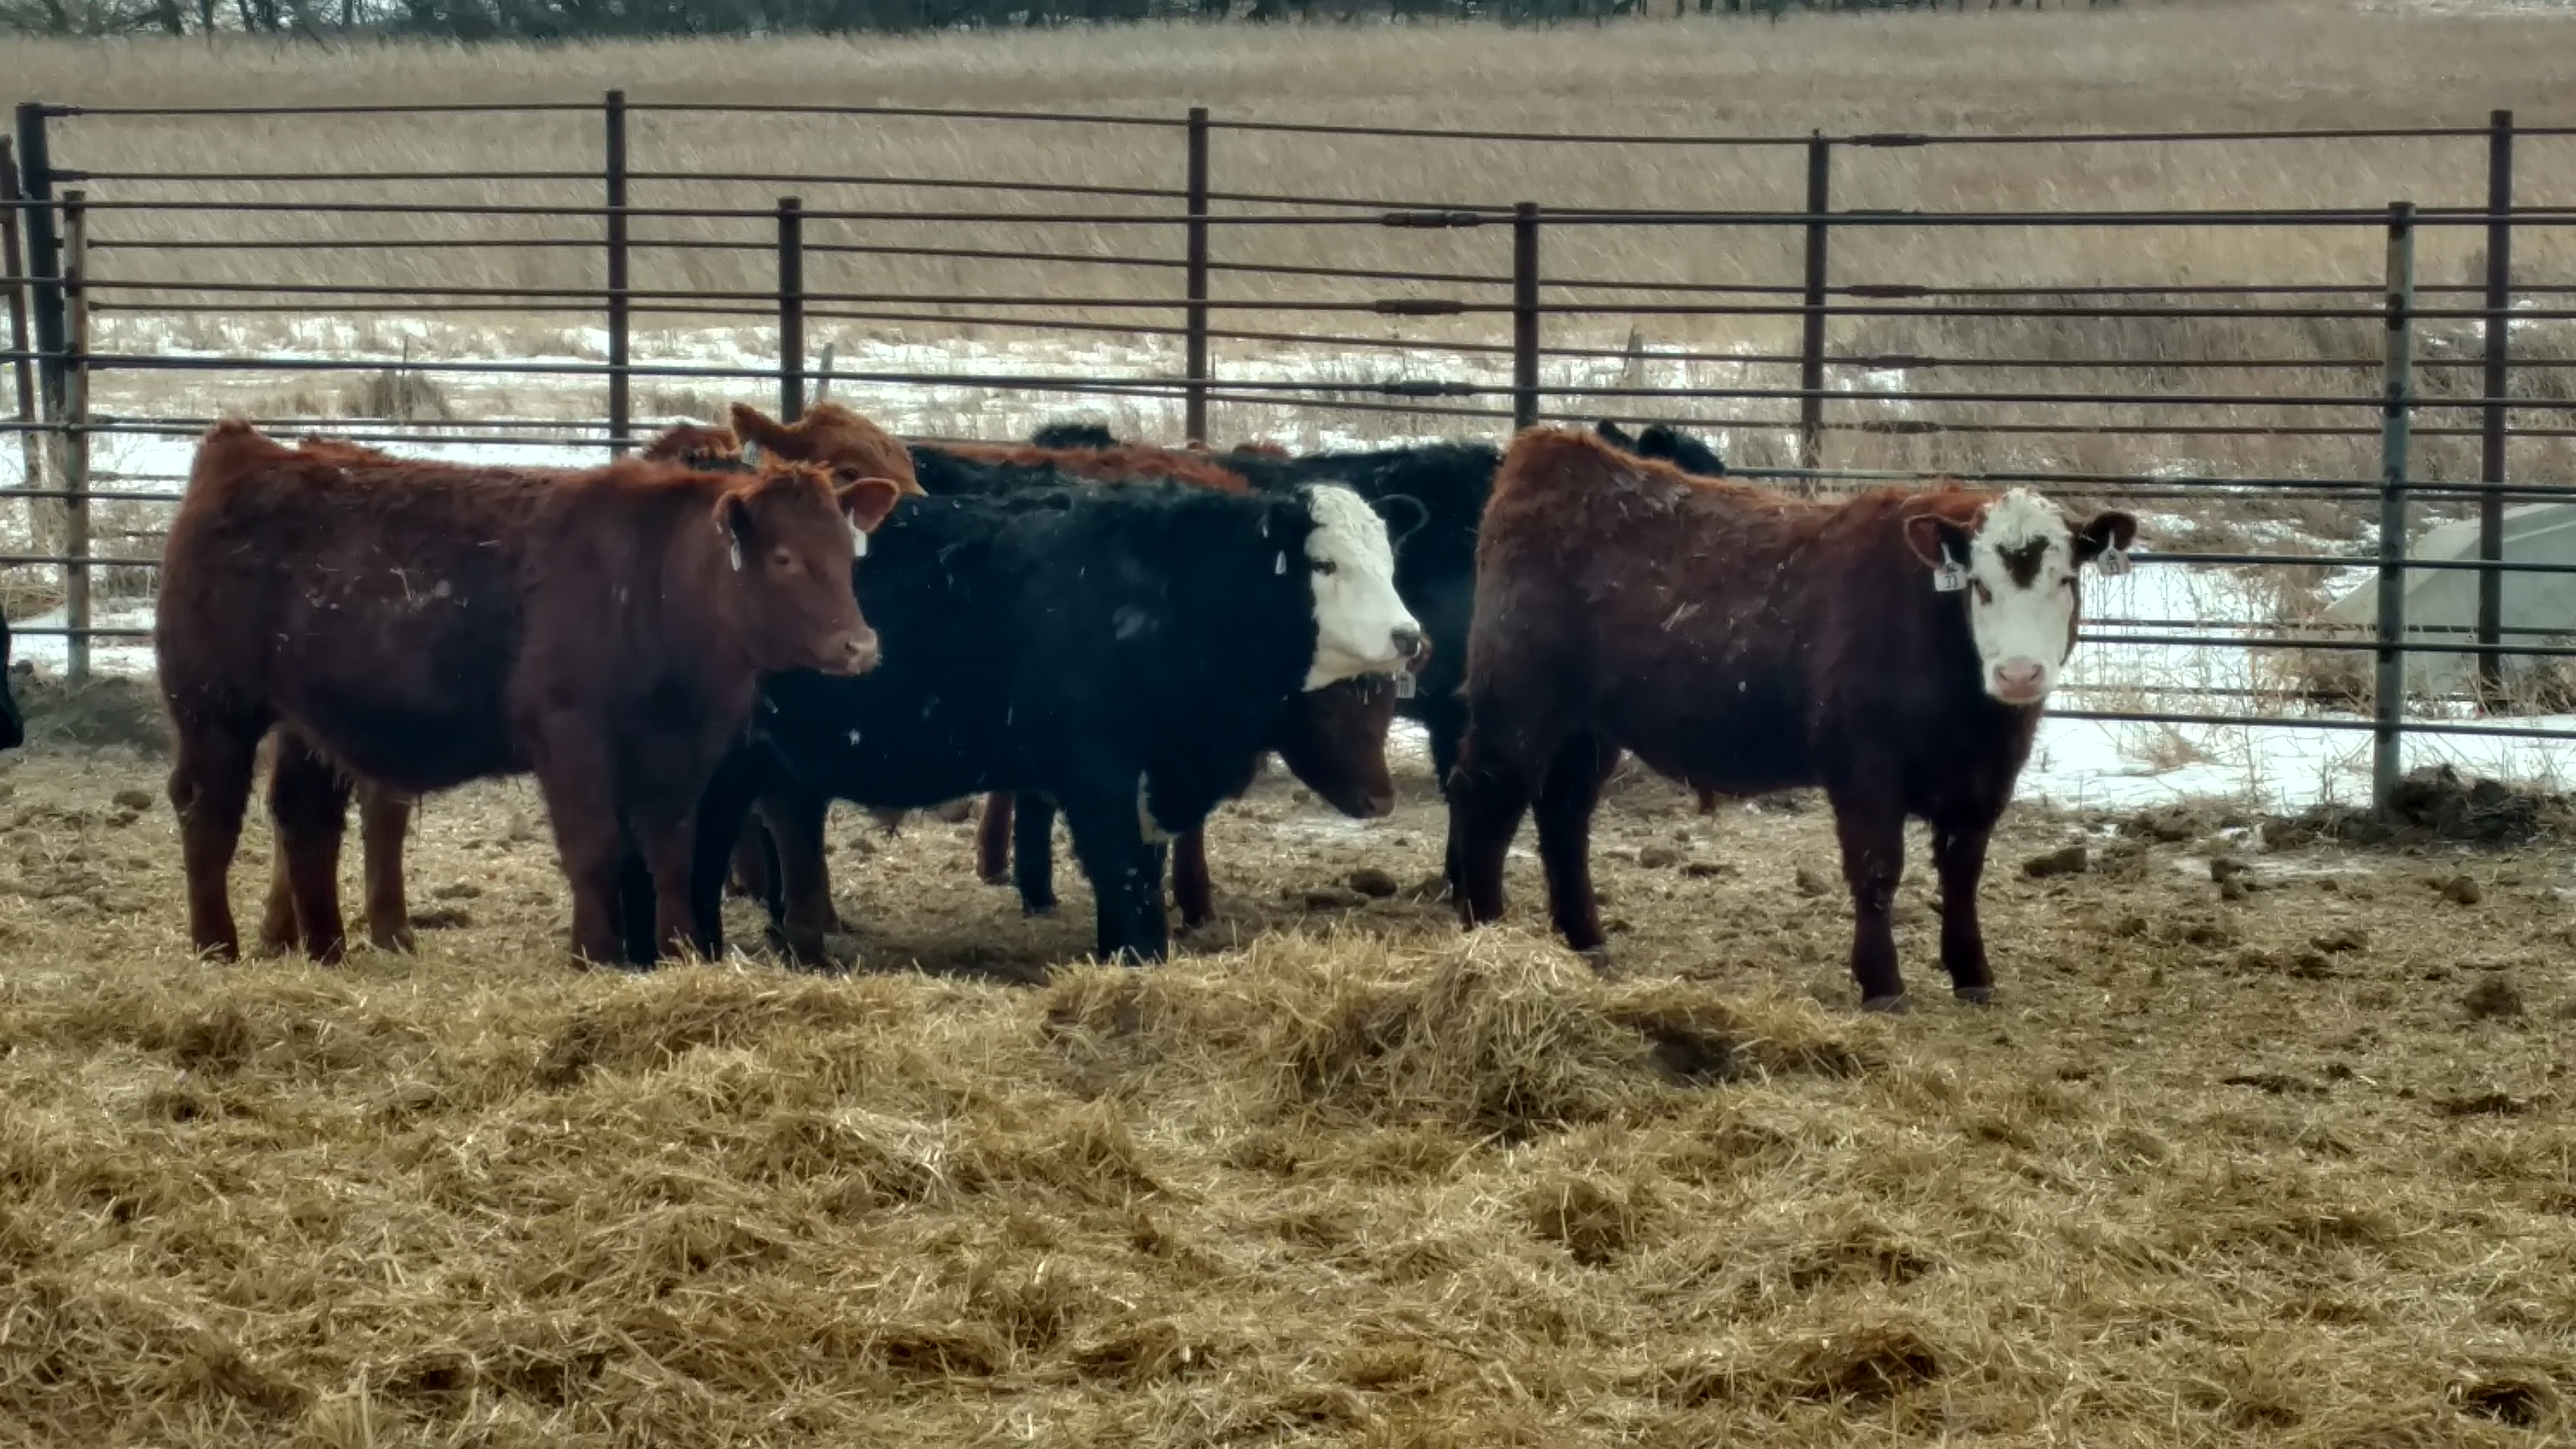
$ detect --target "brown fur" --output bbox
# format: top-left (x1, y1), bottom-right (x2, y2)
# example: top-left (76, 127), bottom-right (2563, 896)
top-left (1447, 427), bottom-right (2134, 1009)
top-left (159, 419), bottom-right (900, 966)
top-left (939, 440), bottom-right (1252, 494)
top-left (730, 402), bottom-right (923, 497)
top-left (639, 423), bottom-right (743, 465)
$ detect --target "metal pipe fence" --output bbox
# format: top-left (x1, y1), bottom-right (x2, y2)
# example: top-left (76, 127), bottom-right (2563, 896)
top-left (9, 100), bottom-right (2576, 813)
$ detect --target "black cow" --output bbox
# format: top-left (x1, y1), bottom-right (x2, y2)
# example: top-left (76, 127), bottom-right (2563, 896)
top-left (1594, 419), bottom-right (1730, 478)
top-left (2, 611), bottom-right (24, 751)
top-left (1028, 420), bottom-right (1123, 450)
top-left (689, 477), bottom-right (1421, 965)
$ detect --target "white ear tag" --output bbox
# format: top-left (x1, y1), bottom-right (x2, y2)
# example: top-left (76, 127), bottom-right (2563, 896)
top-left (728, 536), bottom-right (743, 572)
top-left (2098, 546), bottom-right (2131, 577)
top-left (847, 516), bottom-right (868, 557)
top-left (1276, 551), bottom-right (1287, 576)
top-left (1395, 671), bottom-right (1417, 699)
top-left (1931, 552), bottom-right (1967, 593)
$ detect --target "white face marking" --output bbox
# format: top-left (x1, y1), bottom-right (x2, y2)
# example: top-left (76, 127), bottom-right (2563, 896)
top-left (1953, 488), bottom-right (2084, 707)
top-left (1299, 483), bottom-right (1420, 690)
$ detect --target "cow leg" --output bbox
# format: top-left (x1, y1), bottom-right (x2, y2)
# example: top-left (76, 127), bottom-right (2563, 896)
top-left (975, 792), bottom-right (1015, 885)
top-left (724, 824), bottom-right (770, 904)
top-left (613, 827), bottom-right (658, 968)
top-left (1173, 828), bottom-right (1214, 929)
top-left (1531, 732), bottom-right (1618, 962)
top-left (621, 801), bottom-right (709, 965)
top-left (757, 783), bottom-right (838, 966)
top-left (1013, 793), bottom-right (1060, 916)
top-left (1060, 784), bottom-right (1167, 964)
top-left (268, 730), bottom-right (353, 965)
top-left (1444, 710), bottom-right (1544, 932)
top-left (1931, 818), bottom-right (1997, 1004)
top-left (525, 730), bottom-right (628, 967)
top-left (1826, 782), bottom-right (1909, 1011)
top-left (256, 826), bottom-right (302, 957)
top-left (170, 713), bottom-right (268, 963)
top-left (357, 783), bottom-right (417, 953)
top-left (687, 745), bottom-right (773, 960)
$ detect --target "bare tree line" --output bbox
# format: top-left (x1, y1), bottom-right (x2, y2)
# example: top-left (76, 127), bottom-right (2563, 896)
top-left (0, 0), bottom-right (2114, 41)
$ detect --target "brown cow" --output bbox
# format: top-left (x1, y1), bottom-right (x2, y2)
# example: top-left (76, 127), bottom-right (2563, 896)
top-left (159, 419), bottom-right (902, 966)
top-left (639, 422), bottom-right (744, 466)
top-left (1446, 428), bottom-right (2135, 1011)
top-left (730, 402), bottom-right (922, 497)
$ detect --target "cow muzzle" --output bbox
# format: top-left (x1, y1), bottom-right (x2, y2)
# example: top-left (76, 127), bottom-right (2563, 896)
top-left (819, 630), bottom-right (881, 677)
top-left (1990, 659), bottom-right (2049, 705)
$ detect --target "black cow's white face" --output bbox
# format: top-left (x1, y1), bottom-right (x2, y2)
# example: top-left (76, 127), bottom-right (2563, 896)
top-left (1905, 488), bottom-right (2139, 708)
top-left (1299, 483), bottom-right (1422, 689)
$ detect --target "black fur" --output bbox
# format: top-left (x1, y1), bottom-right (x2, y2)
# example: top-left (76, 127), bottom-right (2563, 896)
top-left (690, 480), bottom-right (1335, 964)
top-left (1, 612), bottom-right (24, 751)
top-left (1594, 420), bottom-right (1728, 478)
top-left (1028, 421), bottom-right (1123, 450)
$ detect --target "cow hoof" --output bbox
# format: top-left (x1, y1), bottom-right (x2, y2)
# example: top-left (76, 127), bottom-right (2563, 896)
top-left (1576, 945), bottom-right (1613, 975)
top-left (372, 926), bottom-right (419, 954)
top-left (1953, 985), bottom-right (1996, 1006)
top-left (1861, 993), bottom-right (1910, 1015)
top-left (1021, 900), bottom-right (1059, 918)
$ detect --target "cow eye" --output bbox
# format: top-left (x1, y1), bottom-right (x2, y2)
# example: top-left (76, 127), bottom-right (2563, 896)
top-left (1311, 557), bottom-right (1339, 576)
top-left (772, 548), bottom-right (796, 569)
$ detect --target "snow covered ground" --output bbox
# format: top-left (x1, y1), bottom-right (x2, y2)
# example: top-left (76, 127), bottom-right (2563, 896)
top-left (8, 315), bottom-right (2574, 815)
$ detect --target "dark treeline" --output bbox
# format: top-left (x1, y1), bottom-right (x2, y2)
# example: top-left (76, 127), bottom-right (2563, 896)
top-left (1, 0), bottom-right (2100, 42)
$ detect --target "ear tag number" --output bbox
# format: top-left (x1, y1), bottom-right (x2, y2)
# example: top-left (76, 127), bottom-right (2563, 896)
top-left (729, 537), bottom-right (744, 572)
top-left (1395, 671), bottom-right (1417, 699)
top-left (2098, 546), bottom-right (2131, 577)
top-left (1931, 552), bottom-right (1967, 593)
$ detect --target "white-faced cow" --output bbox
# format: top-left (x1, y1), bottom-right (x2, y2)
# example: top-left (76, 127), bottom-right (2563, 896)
top-left (1446, 427), bottom-right (2136, 1011)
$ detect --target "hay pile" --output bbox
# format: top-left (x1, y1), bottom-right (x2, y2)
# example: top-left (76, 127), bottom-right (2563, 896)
top-left (3, 743), bottom-right (2575, 1447)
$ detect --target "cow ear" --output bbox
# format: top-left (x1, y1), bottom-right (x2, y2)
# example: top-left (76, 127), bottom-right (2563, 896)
top-left (1594, 419), bottom-right (1635, 448)
top-left (838, 476), bottom-right (903, 535)
top-left (728, 402), bottom-right (792, 453)
top-left (2074, 510), bottom-right (2140, 573)
top-left (1904, 512), bottom-right (1972, 571)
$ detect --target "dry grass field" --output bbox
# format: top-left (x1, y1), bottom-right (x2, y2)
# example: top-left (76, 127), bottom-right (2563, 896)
top-left (9, 8), bottom-right (2576, 1446)
top-left (4, 680), bottom-right (2576, 1447)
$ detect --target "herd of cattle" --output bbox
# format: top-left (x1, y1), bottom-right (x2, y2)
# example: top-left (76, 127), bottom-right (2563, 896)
top-left (0, 402), bottom-right (2137, 1011)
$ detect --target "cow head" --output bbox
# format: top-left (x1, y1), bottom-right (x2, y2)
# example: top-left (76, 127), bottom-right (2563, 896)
top-left (728, 402), bottom-right (925, 498)
top-left (1299, 483), bottom-right (1423, 689)
top-left (1270, 672), bottom-right (1400, 819)
top-left (714, 463), bottom-right (904, 677)
top-left (1597, 419), bottom-right (1728, 478)
top-left (1903, 487), bottom-right (2138, 708)
top-left (642, 422), bottom-right (744, 469)
top-left (1028, 420), bottom-right (1122, 450)
top-left (1, 611), bottom-right (23, 751)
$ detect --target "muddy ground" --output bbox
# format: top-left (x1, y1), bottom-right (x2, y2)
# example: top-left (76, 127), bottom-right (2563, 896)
top-left (3, 682), bottom-right (2573, 1447)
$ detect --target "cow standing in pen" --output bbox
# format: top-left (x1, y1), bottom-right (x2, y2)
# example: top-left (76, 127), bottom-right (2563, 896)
top-left (688, 477), bottom-right (1421, 966)
top-left (1446, 427), bottom-right (2135, 1011)
top-left (156, 420), bottom-right (903, 966)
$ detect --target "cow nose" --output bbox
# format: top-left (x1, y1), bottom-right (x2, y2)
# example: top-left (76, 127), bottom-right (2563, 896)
top-left (842, 631), bottom-right (881, 675)
top-left (1391, 625), bottom-right (1425, 661)
top-left (1363, 791), bottom-right (1395, 818)
top-left (1993, 660), bottom-right (2046, 701)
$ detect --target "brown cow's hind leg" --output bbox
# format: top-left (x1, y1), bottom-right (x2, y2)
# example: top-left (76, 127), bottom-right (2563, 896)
top-left (1531, 733), bottom-right (1619, 965)
top-left (527, 728), bottom-right (628, 966)
top-left (975, 792), bottom-right (1015, 884)
top-left (270, 731), bottom-right (354, 963)
top-left (359, 783), bottom-right (417, 953)
top-left (257, 830), bottom-right (301, 956)
top-left (170, 711), bottom-right (265, 962)
top-left (1931, 820), bottom-right (1997, 1004)
top-left (1444, 744), bottom-right (1537, 934)
top-left (1827, 781), bottom-right (1909, 1010)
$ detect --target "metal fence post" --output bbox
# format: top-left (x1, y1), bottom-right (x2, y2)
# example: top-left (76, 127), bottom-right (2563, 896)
top-left (1, 137), bottom-right (42, 499)
top-left (778, 196), bottom-right (804, 422)
top-left (1798, 130), bottom-right (1832, 489)
top-left (2476, 108), bottom-right (2514, 697)
top-left (1512, 201), bottom-right (1539, 430)
top-left (604, 89), bottom-right (631, 457)
top-left (14, 103), bottom-right (62, 419)
top-left (2373, 201), bottom-right (2416, 814)
top-left (1183, 107), bottom-right (1210, 447)
top-left (61, 188), bottom-right (88, 684)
